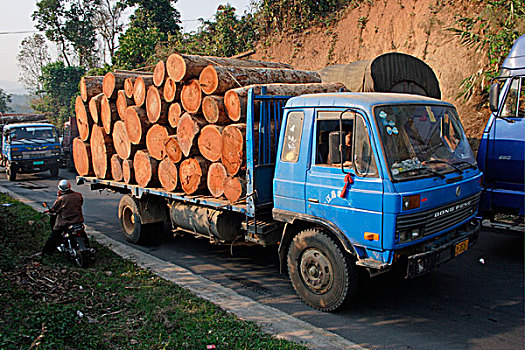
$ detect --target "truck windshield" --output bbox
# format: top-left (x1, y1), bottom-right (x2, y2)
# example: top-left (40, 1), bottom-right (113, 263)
top-left (11, 127), bottom-right (58, 142)
top-left (374, 104), bottom-right (476, 181)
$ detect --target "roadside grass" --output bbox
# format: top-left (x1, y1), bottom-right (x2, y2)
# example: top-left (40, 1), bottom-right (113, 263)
top-left (0, 193), bottom-right (305, 349)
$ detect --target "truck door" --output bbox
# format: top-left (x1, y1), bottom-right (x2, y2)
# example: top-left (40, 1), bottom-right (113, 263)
top-left (305, 110), bottom-right (384, 250)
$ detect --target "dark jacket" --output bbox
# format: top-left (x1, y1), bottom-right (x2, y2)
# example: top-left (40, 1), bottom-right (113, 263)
top-left (51, 190), bottom-right (84, 229)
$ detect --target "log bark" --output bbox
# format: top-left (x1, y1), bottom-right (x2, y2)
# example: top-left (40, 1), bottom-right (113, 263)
top-left (88, 93), bottom-right (104, 125)
top-left (158, 157), bottom-right (178, 192)
top-left (180, 79), bottom-right (202, 114)
top-left (224, 82), bottom-right (346, 122)
top-left (124, 106), bottom-right (150, 145)
top-left (202, 95), bottom-right (229, 124)
top-left (164, 135), bottom-right (182, 163)
top-left (103, 72), bottom-right (130, 99)
top-left (133, 150), bottom-right (159, 188)
top-left (75, 96), bottom-right (92, 141)
top-left (166, 53), bottom-right (293, 82)
top-left (221, 123), bottom-right (246, 176)
top-left (146, 124), bottom-right (171, 160)
top-left (197, 124), bottom-right (224, 162)
top-left (168, 103), bottom-right (182, 129)
top-left (80, 76), bottom-right (104, 102)
top-left (223, 176), bottom-right (246, 203)
top-left (112, 120), bottom-right (143, 160)
top-left (207, 162), bottom-right (227, 198)
top-left (111, 154), bottom-right (123, 181)
top-left (163, 78), bottom-right (179, 102)
top-left (122, 159), bottom-right (134, 184)
top-left (199, 65), bottom-right (321, 95)
top-left (179, 157), bottom-right (210, 195)
top-left (177, 113), bottom-right (206, 157)
top-left (90, 125), bottom-right (114, 179)
top-left (146, 86), bottom-right (168, 124)
top-left (72, 138), bottom-right (93, 176)
top-left (153, 60), bottom-right (166, 87)
top-left (100, 95), bottom-right (118, 134)
top-left (133, 76), bottom-right (154, 107)
top-left (116, 90), bottom-right (133, 120)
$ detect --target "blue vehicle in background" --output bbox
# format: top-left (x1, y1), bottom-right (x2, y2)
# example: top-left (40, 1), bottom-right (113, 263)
top-left (477, 35), bottom-right (525, 228)
top-left (0, 123), bottom-right (61, 181)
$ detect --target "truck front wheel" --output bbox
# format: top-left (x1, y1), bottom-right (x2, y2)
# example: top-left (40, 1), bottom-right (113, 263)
top-left (287, 228), bottom-right (357, 311)
top-left (6, 162), bottom-right (16, 181)
top-left (118, 195), bottom-right (149, 244)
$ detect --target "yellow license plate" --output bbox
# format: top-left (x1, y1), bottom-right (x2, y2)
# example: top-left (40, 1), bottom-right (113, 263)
top-left (455, 239), bottom-right (469, 256)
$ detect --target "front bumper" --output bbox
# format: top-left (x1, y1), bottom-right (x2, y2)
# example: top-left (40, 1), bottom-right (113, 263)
top-left (405, 219), bottom-right (480, 278)
top-left (11, 157), bottom-right (60, 173)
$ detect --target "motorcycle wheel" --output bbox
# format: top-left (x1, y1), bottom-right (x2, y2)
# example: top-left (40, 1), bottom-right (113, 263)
top-left (73, 249), bottom-right (87, 267)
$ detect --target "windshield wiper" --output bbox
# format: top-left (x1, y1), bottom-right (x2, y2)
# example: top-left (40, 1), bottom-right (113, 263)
top-left (452, 160), bottom-right (477, 170)
top-left (423, 159), bottom-right (463, 174)
top-left (397, 167), bottom-right (446, 179)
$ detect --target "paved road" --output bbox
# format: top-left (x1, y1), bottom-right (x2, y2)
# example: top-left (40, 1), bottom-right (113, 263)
top-left (1, 169), bottom-right (523, 350)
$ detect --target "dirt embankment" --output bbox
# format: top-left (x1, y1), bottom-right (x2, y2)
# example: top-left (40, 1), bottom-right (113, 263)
top-left (253, 0), bottom-right (488, 142)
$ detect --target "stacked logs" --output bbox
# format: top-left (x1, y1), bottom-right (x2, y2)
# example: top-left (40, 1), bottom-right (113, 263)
top-left (73, 53), bottom-right (346, 202)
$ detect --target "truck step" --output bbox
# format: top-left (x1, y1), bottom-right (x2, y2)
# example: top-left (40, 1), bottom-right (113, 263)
top-left (242, 219), bottom-right (281, 234)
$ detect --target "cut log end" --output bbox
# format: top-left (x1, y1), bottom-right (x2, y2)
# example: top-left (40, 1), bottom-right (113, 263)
top-left (163, 78), bottom-right (177, 102)
top-left (122, 159), bottom-right (134, 184)
top-left (75, 96), bottom-right (91, 141)
top-left (199, 65), bottom-right (219, 95)
top-left (133, 150), bottom-right (159, 188)
top-left (124, 106), bottom-right (148, 145)
top-left (124, 78), bottom-right (134, 98)
top-left (146, 124), bottom-right (170, 160)
top-left (180, 79), bottom-right (202, 114)
top-left (207, 162), bottom-right (227, 198)
top-left (221, 124), bottom-right (246, 176)
top-left (164, 135), bottom-right (182, 163)
top-left (223, 176), bottom-right (246, 203)
top-left (72, 138), bottom-right (93, 176)
top-left (112, 120), bottom-right (132, 159)
top-left (153, 60), bottom-right (166, 87)
top-left (111, 154), bottom-right (123, 181)
top-left (179, 157), bottom-right (208, 195)
top-left (158, 158), bottom-right (178, 192)
top-left (177, 113), bottom-right (204, 157)
top-left (168, 103), bottom-right (182, 129)
top-left (166, 53), bottom-right (186, 82)
top-left (146, 86), bottom-right (166, 123)
top-left (224, 90), bottom-right (242, 122)
top-left (90, 125), bottom-right (114, 179)
top-left (198, 125), bottom-right (223, 162)
top-left (103, 72), bottom-right (116, 98)
top-left (202, 95), bottom-right (229, 124)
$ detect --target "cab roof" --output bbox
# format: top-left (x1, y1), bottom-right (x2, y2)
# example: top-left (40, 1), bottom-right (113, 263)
top-left (285, 92), bottom-right (452, 110)
top-left (3, 123), bottom-right (55, 130)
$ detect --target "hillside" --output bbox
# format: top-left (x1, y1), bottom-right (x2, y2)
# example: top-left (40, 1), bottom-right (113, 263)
top-left (253, 0), bottom-right (491, 142)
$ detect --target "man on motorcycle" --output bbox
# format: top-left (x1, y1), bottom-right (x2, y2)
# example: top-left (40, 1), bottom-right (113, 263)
top-left (42, 179), bottom-right (86, 255)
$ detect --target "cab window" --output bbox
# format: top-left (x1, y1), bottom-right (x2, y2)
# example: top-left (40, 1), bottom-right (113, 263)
top-left (280, 111), bottom-right (304, 163)
top-left (501, 78), bottom-right (523, 118)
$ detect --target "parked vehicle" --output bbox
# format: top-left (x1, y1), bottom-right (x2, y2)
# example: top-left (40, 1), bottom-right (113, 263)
top-left (477, 34), bottom-right (525, 227)
top-left (78, 89), bottom-right (481, 311)
top-left (0, 123), bottom-right (61, 181)
top-left (60, 116), bottom-right (79, 169)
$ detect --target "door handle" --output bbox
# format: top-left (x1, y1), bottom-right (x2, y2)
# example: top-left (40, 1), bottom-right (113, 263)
top-left (308, 198), bottom-right (319, 203)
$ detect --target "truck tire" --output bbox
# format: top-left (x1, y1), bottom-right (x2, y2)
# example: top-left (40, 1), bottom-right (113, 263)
top-left (287, 228), bottom-right (357, 312)
top-left (118, 195), bottom-right (150, 244)
top-left (6, 162), bottom-right (16, 181)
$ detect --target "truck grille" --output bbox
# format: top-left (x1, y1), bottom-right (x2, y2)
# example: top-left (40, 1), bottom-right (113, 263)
top-left (22, 150), bottom-right (53, 159)
top-left (396, 193), bottom-right (480, 238)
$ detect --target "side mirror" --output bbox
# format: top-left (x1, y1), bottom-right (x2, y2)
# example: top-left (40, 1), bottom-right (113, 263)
top-left (489, 83), bottom-right (500, 113)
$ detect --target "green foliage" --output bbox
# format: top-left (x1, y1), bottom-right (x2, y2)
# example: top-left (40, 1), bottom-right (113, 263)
top-left (0, 89), bottom-right (13, 114)
top-left (124, 0), bottom-right (181, 35)
top-left (450, 0), bottom-right (525, 100)
top-left (32, 61), bottom-right (85, 128)
top-left (113, 26), bottom-right (167, 69)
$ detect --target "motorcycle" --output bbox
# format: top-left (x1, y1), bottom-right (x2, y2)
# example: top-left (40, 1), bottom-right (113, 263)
top-left (43, 202), bottom-right (95, 267)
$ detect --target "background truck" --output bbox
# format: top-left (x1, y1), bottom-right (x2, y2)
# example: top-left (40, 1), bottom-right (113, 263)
top-left (60, 116), bottom-right (79, 169)
top-left (477, 34), bottom-right (525, 228)
top-left (78, 87), bottom-right (481, 311)
top-left (0, 122), bottom-right (61, 181)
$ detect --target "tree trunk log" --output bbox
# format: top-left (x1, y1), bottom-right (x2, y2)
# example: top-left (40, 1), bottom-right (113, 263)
top-left (164, 135), bottom-right (182, 163)
top-left (199, 66), bottom-right (321, 95)
top-left (179, 156), bottom-right (210, 195)
top-left (75, 96), bottom-right (92, 142)
top-left (158, 157), bottom-right (178, 192)
top-left (90, 125), bottom-right (114, 179)
top-left (221, 123), bottom-right (246, 176)
top-left (146, 86), bottom-right (168, 124)
top-left (124, 106), bottom-right (150, 145)
top-left (166, 53), bottom-right (293, 82)
top-left (198, 124), bottom-right (224, 162)
top-left (223, 176), bottom-right (246, 203)
top-left (112, 120), bottom-right (144, 160)
top-left (207, 162), bottom-right (227, 198)
top-left (116, 90), bottom-right (133, 120)
top-left (111, 154), bottom-right (123, 181)
top-left (124, 78), bottom-right (135, 98)
top-left (101, 95), bottom-right (118, 134)
top-left (163, 78), bottom-right (179, 102)
top-left (133, 150), bottom-right (159, 188)
top-left (88, 93), bottom-right (104, 125)
top-left (80, 76), bottom-right (104, 102)
top-left (177, 113), bottom-right (206, 157)
top-left (180, 79), bottom-right (202, 114)
top-left (103, 72), bottom-right (131, 99)
top-left (72, 138), bottom-right (93, 176)
top-left (168, 103), bottom-right (182, 129)
top-left (153, 60), bottom-right (166, 87)
top-left (122, 159), bottom-right (134, 184)
top-left (146, 124), bottom-right (172, 160)
top-left (202, 95), bottom-right (229, 124)
top-left (133, 76), bottom-right (154, 107)
top-left (224, 82), bottom-right (346, 122)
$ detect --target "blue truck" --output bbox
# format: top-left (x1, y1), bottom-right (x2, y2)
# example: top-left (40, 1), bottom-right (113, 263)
top-left (0, 123), bottom-right (61, 181)
top-left (78, 89), bottom-right (481, 311)
top-left (477, 34), bottom-right (525, 227)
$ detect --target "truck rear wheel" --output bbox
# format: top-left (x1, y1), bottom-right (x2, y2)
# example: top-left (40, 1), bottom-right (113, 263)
top-left (287, 228), bottom-right (357, 312)
top-left (118, 195), bottom-right (150, 244)
top-left (6, 162), bottom-right (16, 181)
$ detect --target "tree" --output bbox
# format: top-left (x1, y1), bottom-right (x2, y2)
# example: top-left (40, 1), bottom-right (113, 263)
top-left (93, 0), bottom-right (127, 61)
top-left (124, 0), bottom-right (181, 35)
top-left (17, 34), bottom-right (52, 95)
top-left (0, 89), bottom-right (13, 114)
top-left (112, 26), bottom-right (165, 69)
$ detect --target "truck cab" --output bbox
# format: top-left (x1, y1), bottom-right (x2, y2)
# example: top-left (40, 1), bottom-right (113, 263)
top-left (477, 35), bottom-right (525, 224)
top-left (273, 93), bottom-right (481, 310)
top-left (1, 123), bottom-right (61, 180)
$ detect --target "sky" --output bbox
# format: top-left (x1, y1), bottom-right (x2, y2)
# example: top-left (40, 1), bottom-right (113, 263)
top-left (0, 0), bottom-right (252, 93)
